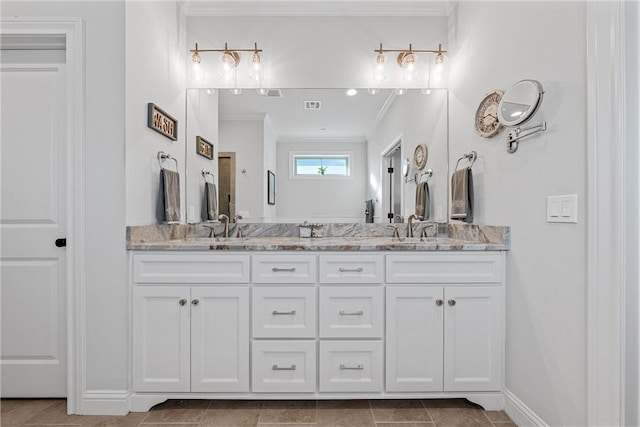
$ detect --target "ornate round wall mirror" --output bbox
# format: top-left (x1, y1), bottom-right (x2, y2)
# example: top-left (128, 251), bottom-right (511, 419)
top-left (497, 79), bottom-right (544, 127)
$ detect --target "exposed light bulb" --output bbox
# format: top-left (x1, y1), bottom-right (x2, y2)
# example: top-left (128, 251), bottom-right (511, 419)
top-left (250, 50), bottom-right (263, 82)
top-left (372, 52), bottom-right (387, 82)
top-left (191, 51), bottom-right (204, 81)
top-left (401, 52), bottom-right (418, 81)
top-left (221, 50), bottom-right (238, 81)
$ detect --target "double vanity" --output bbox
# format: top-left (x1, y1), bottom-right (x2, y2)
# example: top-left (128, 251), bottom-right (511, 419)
top-left (127, 223), bottom-right (509, 412)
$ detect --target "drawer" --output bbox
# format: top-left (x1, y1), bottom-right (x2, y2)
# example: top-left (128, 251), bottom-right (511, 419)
top-left (319, 340), bottom-right (383, 392)
top-left (386, 252), bottom-right (504, 284)
top-left (319, 254), bottom-right (384, 284)
top-left (133, 252), bottom-right (250, 284)
top-left (252, 287), bottom-right (316, 338)
top-left (252, 340), bottom-right (316, 393)
top-left (319, 287), bottom-right (383, 338)
top-left (252, 254), bottom-right (317, 284)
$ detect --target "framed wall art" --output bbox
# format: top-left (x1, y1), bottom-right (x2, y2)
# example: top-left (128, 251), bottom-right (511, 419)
top-left (147, 103), bottom-right (178, 141)
top-left (267, 170), bottom-right (275, 205)
top-left (196, 136), bottom-right (214, 159)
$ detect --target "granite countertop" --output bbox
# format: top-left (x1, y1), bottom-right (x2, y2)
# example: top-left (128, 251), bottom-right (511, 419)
top-left (127, 223), bottom-right (510, 251)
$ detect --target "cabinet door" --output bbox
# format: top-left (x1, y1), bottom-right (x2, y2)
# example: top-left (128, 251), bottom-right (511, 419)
top-left (444, 286), bottom-right (502, 391)
top-left (386, 287), bottom-right (444, 392)
top-left (132, 286), bottom-right (190, 392)
top-left (191, 287), bottom-right (249, 392)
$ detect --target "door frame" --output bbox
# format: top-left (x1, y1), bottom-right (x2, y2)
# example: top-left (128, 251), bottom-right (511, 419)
top-left (217, 152), bottom-right (236, 220)
top-left (1, 18), bottom-right (85, 414)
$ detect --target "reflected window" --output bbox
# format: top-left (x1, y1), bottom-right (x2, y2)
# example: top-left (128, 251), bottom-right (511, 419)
top-left (293, 155), bottom-right (350, 176)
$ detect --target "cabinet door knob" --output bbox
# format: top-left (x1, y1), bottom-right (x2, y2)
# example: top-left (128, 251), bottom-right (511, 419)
top-left (435, 299), bottom-right (444, 306)
top-left (448, 299), bottom-right (456, 306)
top-left (191, 299), bottom-right (199, 306)
top-left (179, 299), bottom-right (188, 306)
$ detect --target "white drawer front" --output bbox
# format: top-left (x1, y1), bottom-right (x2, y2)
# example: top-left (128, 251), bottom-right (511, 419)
top-left (133, 253), bottom-right (250, 284)
top-left (252, 254), bottom-right (316, 284)
top-left (252, 287), bottom-right (316, 338)
top-left (252, 340), bottom-right (316, 393)
top-left (319, 287), bottom-right (383, 338)
top-left (319, 254), bottom-right (384, 284)
top-left (319, 340), bottom-right (383, 392)
top-left (386, 252), bottom-right (504, 284)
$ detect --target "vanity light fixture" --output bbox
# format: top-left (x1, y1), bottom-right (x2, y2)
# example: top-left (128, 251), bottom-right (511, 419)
top-left (189, 42), bottom-right (264, 84)
top-left (373, 43), bottom-right (447, 85)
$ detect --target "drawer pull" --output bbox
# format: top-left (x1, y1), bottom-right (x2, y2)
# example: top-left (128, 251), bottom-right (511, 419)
top-left (339, 309), bottom-right (364, 316)
top-left (272, 267), bottom-right (296, 272)
top-left (272, 364), bottom-right (296, 371)
top-left (339, 364), bottom-right (364, 370)
top-left (339, 267), bottom-right (364, 272)
top-left (272, 310), bottom-right (297, 315)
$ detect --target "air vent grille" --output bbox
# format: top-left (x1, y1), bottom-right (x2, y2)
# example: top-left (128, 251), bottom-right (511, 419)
top-left (304, 100), bottom-right (322, 110)
top-left (266, 89), bottom-right (283, 98)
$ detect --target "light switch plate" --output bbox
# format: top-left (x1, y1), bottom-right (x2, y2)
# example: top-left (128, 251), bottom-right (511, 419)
top-left (547, 194), bottom-right (578, 223)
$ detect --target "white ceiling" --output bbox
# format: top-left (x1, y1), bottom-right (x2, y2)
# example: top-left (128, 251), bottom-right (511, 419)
top-left (217, 88), bottom-right (396, 140)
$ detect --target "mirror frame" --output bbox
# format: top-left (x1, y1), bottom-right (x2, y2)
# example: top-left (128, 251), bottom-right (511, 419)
top-left (497, 79), bottom-right (544, 127)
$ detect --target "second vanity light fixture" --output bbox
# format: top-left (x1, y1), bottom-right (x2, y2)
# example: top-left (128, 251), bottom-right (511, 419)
top-left (373, 43), bottom-right (448, 88)
top-left (190, 42), bottom-right (265, 91)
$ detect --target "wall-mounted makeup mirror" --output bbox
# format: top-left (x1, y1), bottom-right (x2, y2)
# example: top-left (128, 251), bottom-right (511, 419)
top-left (498, 79), bottom-right (547, 153)
top-left (498, 79), bottom-right (544, 127)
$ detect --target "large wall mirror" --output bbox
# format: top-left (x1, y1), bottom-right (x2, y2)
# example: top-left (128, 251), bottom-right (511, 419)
top-left (185, 88), bottom-right (449, 224)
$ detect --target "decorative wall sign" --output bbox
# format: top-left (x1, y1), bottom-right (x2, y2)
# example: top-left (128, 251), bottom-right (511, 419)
top-left (196, 136), bottom-right (214, 159)
top-left (147, 103), bottom-right (178, 141)
top-left (267, 170), bottom-right (275, 205)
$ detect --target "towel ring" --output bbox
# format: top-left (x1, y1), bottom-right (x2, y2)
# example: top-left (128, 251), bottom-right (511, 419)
top-left (202, 169), bottom-right (215, 184)
top-left (415, 168), bottom-right (433, 184)
top-left (157, 151), bottom-right (179, 172)
top-left (455, 151), bottom-right (477, 171)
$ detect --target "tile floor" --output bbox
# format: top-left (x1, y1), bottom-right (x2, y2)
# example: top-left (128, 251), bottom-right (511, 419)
top-left (1, 398), bottom-right (517, 427)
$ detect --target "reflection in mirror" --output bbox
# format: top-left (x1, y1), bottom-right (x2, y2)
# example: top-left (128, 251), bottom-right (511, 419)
top-left (185, 88), bottom-right (448, 223)
top-left (497, 79), bottom-right (544, 127)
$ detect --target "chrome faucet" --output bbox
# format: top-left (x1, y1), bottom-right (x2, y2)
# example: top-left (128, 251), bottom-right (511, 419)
top-left (407, 214), bottom-right (423, 238)
top-left (218, 214), bottom-right (230, 238)
top-left (394, 214), bottom-right (404, 223)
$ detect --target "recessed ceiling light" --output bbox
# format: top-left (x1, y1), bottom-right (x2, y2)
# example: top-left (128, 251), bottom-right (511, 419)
top-left (367, 88), bottom-right (380, 95)
top-left (346, 88), bottom-right (358, 96)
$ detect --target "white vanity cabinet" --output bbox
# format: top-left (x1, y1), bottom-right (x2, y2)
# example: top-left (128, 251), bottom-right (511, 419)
top-left (131, 253), bottom-right (250, 394)
top-left (385, 253), bottom-right (504, 393)
top-left (129, 250), bottom-right (505, 411)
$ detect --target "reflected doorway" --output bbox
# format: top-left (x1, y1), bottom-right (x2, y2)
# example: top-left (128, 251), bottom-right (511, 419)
top-left (217, 152), bottom-right (236, 220)
top-left (382, 139), bottom-right (403, 223)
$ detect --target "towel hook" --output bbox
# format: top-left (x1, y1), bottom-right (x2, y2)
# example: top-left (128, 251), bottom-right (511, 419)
top-left (157, 151), bottom-right (178, 172)
top-left (202, 169), bottom-right (215, 183)
top-left (455, 151), bottom-right (477, 171)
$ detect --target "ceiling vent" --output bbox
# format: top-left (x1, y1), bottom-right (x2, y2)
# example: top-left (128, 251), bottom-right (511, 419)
top-left (304, 100), bottom-right (322, 110)
top-left (265, 89), bottom-right (283, 98)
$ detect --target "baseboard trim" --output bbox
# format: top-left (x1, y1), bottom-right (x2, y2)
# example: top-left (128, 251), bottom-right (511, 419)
top-left (504, 388), bottom-right (549, 427)
top-left (80, 390), bottom-right (130, 415)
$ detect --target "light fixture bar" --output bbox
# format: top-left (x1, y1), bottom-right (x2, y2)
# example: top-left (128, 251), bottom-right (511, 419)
top-left (374, 42), bottom-right (446, 55)
top-left (190, 42), bottom-right (263, 54)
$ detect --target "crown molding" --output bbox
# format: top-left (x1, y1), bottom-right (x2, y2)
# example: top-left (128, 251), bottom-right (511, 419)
top-left (183, 1), bottom-right (450, 17)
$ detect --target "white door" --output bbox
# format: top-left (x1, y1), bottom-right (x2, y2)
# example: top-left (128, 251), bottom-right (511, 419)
top-left (132, 286), bottom-right (191, 392)
top-left (386, 286), bottom-right (444, 392)
top-left (1, 55), bottom-right (68, 397)
top-left (190, 286), bottom-right (249, 392)
top-left (443, 286), bottom-right (502, 391)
